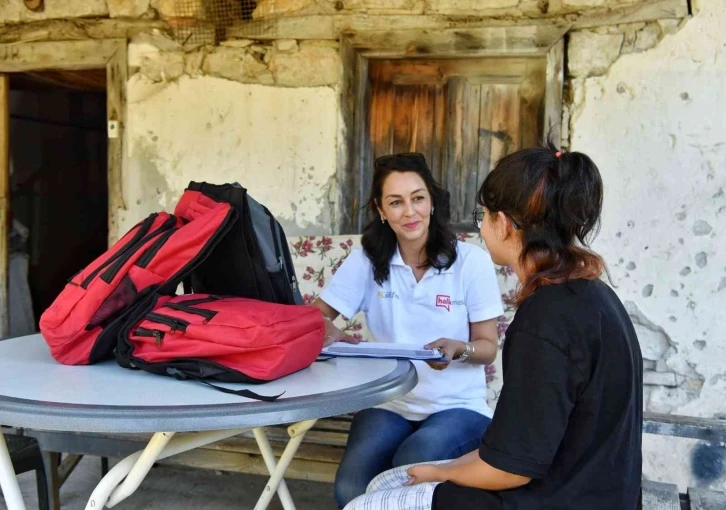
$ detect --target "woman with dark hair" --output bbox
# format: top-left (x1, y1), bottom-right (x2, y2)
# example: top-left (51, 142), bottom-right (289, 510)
top-left (344, 143), bottom-right (643, 510)
top-left (311, 153), bottom-right (504, 508)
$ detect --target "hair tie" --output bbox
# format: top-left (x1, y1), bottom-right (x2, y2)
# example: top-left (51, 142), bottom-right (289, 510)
top-left (555, 151), bottom-right (562, 158)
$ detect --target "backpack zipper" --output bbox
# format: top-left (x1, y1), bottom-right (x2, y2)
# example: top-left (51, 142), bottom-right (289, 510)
top-left (135, 227), bottom-right (178, 268)
top-left (79, 213), bottom-right (159, 288)
top-left (163, 302), bottom-right (217, 323)
top-left (94, 215), bottom-right (177, 287)
top-left (145, 312), bottom-right (190, 333)
top-left (134, 327), bottom-right (166, 348)
top-left (268, 211), bottom-right (297, 296)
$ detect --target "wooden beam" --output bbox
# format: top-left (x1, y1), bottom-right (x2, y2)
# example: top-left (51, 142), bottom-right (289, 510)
top-left (106, 42), bottom-right (128, 245)
top-left (227, 1), bottom-right (687, 41)
top-left (572, 0), bottom-right (688, 30)
top-left (0, 19), bottom-right (169, 44)
top-left (345, 25), bottom-right (569, 58)
top-left (0, 74), bottom-right (8, 339)
top-left (643, 412), bottom-right (726, 443)
top-left (0, 39), bottom-right (123, 73)
top-left (543, 38), bottom-right (564, 144)
top-left (336, 37), bottom-right (359, 235)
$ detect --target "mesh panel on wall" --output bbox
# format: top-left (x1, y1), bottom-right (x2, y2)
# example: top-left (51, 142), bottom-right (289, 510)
top-left (172, 0), bottom-right (268, 46)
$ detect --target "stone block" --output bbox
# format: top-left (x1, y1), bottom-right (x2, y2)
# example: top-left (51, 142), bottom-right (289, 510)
top-left (268, 42), bottom-right (340, 86)
top-left (635, 23), bottom-right (661, 52)
top-left (203, 47), bottom-right (274, 84)
top-left (139, 52), bottom-right (185, 81)
top-left (643, 371), bottom-right (678, 387)
top-left (0, 0), bottom-right (108, 23)
top-left (109, 0), bottom-right (150, 17)
top-left (568, 31), bottom-right (624, 78)
top-left (252, 0), bottom-right (318, 19)
top-left (274, 39), bottom-right (299, 52)
top-left (426, 0), bottom-right (518, 12)
top-left (342, 0), bottom-right (424, 13)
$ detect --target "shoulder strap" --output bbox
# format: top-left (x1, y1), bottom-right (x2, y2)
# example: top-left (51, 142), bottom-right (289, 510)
top-left (166, 368), bottom-right (283, 402)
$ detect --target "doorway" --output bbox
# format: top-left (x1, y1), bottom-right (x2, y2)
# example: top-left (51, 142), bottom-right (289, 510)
top-left (363, 57), bottom-right (547, 232)
top-left (8, 70), bottom-right (108, 336)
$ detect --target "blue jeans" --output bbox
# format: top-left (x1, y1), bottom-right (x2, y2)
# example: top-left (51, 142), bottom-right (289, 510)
top-left (334, 408), bottom-right (491, 508)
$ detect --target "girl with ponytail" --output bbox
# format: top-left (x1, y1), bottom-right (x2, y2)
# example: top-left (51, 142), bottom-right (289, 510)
top-left (345, 141), bottom-right (643, 510)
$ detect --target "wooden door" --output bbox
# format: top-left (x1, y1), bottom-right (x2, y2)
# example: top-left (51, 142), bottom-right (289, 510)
top-left (365, 57), bottom-right (546, 231)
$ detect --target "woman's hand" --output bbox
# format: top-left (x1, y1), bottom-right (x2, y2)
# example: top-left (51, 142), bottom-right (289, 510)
top-left (424, 338), bottom-right (467, 371)
top-left (323, 320), bottom-right (360, 347)
top-left (405, 464), bottom-right (446, 486)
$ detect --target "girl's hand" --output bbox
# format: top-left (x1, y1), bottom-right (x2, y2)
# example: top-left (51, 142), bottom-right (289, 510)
top-left (323, 320), bottom-right (360, 347)
top-left (424, 338), bottom-right (467, 371)
top-left (405, 464), bottom-right (445, 486)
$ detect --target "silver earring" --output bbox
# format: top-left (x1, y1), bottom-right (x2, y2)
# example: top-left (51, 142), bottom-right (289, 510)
top-left (381, 217), bottom-right (386, 223)
top-left (431, 207), bottom-right (435, 215)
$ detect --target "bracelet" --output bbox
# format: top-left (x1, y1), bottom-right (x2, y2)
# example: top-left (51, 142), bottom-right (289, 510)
top-left (454, 343), bottom-right (474, 363)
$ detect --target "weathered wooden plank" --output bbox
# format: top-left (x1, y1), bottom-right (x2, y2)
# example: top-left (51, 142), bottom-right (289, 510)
top-left (0, 19), bottom-right (169, 44)
top-left (160, 447), bottom-right (339, 483)
top-left (572, 0), bottom-right (688, 30)
top-left (520, 59), bottom-right (546, 149)
top-left (375, 58), bottom-right (532, 87)
top-left (391, 84), bottom-right (415, 154)
top-left (688, 486), bottom-right (726, 510)
top-left (642, 480), bottom-right (680, 510)
top-left (644, 412), bottom-right (726, 443)
top-left (347, 26), bottom-right (569, 58)
top-left (229, 2), bottom-right (688, 42)
top-left (489, 84), bottom-right (521, 171)
top-left (337, 37), bottom-right (359, 235)
top-left (107, 40), bottom-right (128, 245)
top-left (0, 74), bottom-right (7, 339)
top-left (544, 38), bottom-right (564, 143)
top-left (477, 85), bottom-right (494, 184)
top-left (0, 39), bottom-right (123, 73)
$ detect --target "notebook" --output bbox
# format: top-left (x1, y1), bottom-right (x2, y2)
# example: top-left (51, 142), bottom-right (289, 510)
top-left (321, 342), bottom-right (446, 361)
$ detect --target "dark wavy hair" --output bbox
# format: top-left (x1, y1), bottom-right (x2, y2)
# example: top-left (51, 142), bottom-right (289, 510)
top-left (361, 153), bottom-right (457, 285)
top-left (476, 137), bottom-right (605, 305)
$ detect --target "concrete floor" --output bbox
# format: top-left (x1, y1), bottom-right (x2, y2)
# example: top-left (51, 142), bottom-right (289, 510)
top-left (1, 456), bottom-right (338, 510)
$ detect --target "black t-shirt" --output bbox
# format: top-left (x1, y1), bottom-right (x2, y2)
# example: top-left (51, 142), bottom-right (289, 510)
top-left (433, 279), bottom-right (643, 510)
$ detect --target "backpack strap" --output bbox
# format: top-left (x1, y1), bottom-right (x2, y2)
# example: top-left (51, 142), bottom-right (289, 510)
top-left (166, 368), bottom-right (284, 402)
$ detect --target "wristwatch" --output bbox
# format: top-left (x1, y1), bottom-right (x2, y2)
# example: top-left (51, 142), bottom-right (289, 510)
top-left (453, 342), bottom-right (474, 363)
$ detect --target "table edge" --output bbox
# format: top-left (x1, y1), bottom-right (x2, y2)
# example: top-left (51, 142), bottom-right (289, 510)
top-left (0, 360), bottom-right (417, 433)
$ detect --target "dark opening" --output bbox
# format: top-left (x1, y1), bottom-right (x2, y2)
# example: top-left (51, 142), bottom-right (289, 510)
top-left (8, 69), bottom-right (108, 335)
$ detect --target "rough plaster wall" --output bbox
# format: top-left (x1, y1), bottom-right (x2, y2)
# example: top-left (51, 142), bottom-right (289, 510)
top-left (568, 0), bottom-right (726, 491)
top-left (121, 74), bottom-right (339, 239)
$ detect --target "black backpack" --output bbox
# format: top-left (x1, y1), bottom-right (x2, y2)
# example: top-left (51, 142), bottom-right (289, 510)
top-left (182, 181), bottom-right (302, 305)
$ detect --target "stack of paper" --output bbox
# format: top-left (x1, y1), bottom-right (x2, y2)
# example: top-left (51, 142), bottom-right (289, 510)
top-left (321, 342), bottom-right (446, 361)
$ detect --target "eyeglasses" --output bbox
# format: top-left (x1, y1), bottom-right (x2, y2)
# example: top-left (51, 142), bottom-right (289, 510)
top-left (472, 208), bottom-right (521, 230)
top-left (374, 152), bottom-right (428, 171)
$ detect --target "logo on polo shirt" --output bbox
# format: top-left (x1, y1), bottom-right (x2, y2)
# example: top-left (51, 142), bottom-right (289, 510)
top-left (378, 291), bottom-right (400, 300)
top-left (435, 294), bottom-right (464, 311)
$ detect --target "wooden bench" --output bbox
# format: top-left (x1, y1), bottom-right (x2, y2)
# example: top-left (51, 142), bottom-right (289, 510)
top-left (5, 411), bottom-right (726, 510)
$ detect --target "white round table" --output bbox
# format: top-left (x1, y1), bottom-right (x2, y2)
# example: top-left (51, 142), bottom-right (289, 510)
top-left (0, 334), bottom-right (417, 510)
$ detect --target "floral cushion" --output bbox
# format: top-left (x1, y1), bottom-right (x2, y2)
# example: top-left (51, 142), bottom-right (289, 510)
top-left (289, 234), bottom-right (518, 408)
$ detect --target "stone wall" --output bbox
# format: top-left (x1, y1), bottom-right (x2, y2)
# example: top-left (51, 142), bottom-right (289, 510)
top-left (121, 32), bottom-right (342, 237)
top-left (567, 0), bottom-right (725, 490)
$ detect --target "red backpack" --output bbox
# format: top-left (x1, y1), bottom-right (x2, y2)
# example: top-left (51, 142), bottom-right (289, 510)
top-left (39, 191), bottom-right (236, 365)
top-left (116, 294), bottom-right (325, 401)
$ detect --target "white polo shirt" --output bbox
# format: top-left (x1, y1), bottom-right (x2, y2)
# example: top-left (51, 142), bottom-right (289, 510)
top-left (320, 241), bottom-right (503, 421)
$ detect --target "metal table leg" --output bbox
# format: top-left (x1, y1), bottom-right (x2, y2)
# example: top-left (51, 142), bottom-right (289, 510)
top-left (0, 432), bottom-right (27, 510)
top-left (253, 428), bottom-right (295, 510)
top-left (252, 419), bottom-right (318, 510)
top-left (85, 428), bottom-right (250, 510)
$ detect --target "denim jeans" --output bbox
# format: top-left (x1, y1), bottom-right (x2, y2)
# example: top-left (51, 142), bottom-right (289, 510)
top-left (334, 407), bottom-right (492, 508)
